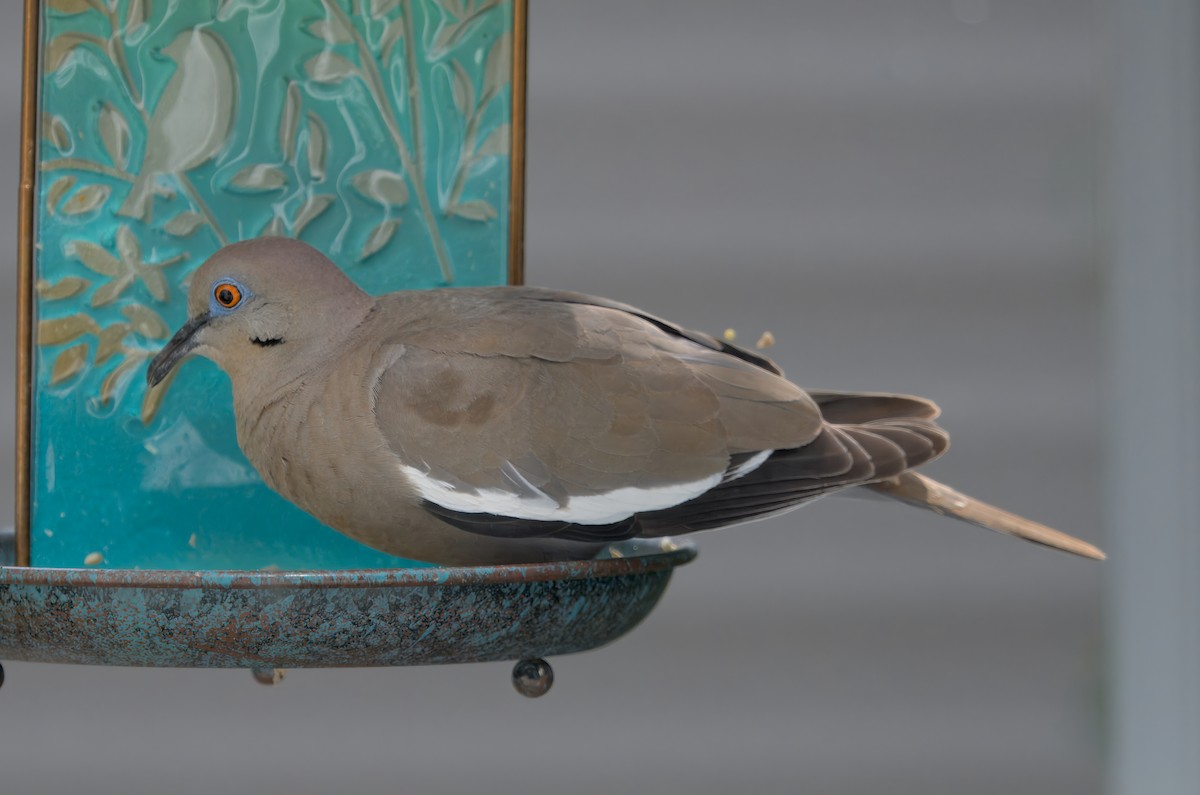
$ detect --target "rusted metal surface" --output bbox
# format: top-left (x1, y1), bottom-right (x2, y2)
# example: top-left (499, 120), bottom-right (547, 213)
top-left (0, 543), bottom-right (695, 669)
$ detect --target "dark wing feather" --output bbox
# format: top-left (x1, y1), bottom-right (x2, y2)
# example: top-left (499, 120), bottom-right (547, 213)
top-left (635, 415), bottom-right (950, 536)
top-left (420, 500), bottom-right (640, 542)
top-left (806, 389), bottom-right (942, 422)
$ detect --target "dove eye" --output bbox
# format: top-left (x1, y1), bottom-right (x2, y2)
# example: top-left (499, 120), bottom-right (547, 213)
top-left (214, 283), bottom-right (243, 309)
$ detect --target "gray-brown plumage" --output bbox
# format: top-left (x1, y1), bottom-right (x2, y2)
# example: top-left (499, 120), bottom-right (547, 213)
top-left (147, 239), bottom-right (1105, 565)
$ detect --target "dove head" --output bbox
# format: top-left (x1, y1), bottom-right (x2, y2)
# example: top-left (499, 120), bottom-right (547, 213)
top-left (148, 238), bottom-right (373, 389)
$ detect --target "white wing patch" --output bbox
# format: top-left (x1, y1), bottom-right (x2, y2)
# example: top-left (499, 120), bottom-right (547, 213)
top-left (725, 449), bottom-right (773, 482)
top-left (402, 463), bottom-right (724, 526)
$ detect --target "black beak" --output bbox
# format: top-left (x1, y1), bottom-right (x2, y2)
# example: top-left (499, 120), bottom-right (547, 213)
top-left (147, 312), bottom-right (210, 387)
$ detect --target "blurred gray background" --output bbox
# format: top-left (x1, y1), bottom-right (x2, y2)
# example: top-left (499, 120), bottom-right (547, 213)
top-left (1, 1), bottom-right (1112, 793)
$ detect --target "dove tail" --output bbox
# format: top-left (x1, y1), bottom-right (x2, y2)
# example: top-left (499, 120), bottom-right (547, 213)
top-left (117, 176), bottom-right (153, 221)
top-left (866, 471), bottom-right (1106, 560)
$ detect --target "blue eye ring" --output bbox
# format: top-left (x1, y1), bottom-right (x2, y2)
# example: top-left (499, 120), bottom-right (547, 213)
top-left (209, 278), bottom-right (251, 315)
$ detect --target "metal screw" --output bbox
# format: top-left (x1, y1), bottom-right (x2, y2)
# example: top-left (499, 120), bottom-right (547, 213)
top-left (511, 658), bottom-right (553, 698)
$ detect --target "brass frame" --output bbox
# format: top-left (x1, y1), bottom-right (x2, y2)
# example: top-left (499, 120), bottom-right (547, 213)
top-left (508, 0), bottom-right (528, 286)
top-left (15, 0), bottom-right (39, 567)
top-left (13, 0), bottom-right (530, 568)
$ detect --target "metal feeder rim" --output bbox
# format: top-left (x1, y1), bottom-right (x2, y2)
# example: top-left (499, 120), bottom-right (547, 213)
top-left (0, 542), bottom-right (698, 591)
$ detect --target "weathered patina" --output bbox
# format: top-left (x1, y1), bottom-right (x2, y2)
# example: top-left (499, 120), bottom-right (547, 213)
top-left (0, 542), bottom-right (695, 670)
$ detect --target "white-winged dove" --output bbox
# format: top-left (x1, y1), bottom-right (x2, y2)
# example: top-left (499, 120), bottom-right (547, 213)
top-left (147, 239), bottom-right (1105, 565)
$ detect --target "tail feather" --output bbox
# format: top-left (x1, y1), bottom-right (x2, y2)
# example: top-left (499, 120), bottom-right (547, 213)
top-left (866, 417), bottom-right (950, 453)
top-left (841, 427), bottom-right (909, 479)
top-left (860, 424), bottom-right (936, 461)
top-left (637, 387), bottom-right (1105, 562)
top-left (866, 471), bottom-right (1106, 560)
top-left (808, 390), bottom-right (942, 422)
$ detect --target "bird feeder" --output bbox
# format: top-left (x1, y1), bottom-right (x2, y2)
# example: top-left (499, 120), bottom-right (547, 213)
top-left (1, 0), bottom-right (694, 695)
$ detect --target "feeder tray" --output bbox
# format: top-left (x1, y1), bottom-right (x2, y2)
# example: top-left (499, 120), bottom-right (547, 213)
top-left (0, 540), bottom-right (696, 696)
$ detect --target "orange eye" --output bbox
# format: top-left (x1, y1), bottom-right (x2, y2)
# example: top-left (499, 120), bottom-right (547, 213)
top-left (214, 282), bottom-right (243, 309)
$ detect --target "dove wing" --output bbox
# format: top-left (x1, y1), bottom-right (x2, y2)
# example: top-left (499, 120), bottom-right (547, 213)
top-left (366, 288), bottom-right (826, 540)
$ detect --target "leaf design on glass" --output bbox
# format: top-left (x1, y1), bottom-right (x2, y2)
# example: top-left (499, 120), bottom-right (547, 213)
top-left (450, 61), bottom-right (474, 118)
top-left (61, 184), bottom-right (110, 215)
top-left (359, 219), bottom-right (402, 262)
top-left (305, 52), bottom-right (357, 84)
top-left (99, 103), bottom-right (131, 171)
top-left (39, 314), bottom-right (99, 346)
top-left (36, 277), bottom-right (91, 301)
top-left (46, 176), bottom-right (76, 215)
top-left (476, 123), bottom-right (509, 158)
top-left (123, 304), bottom-right (170, 340)
top-left (381, 17), bottom-right (405, 59)
top-left (306, 112), bottom-right (328, 182)
top-left (72, 241), bottom-right (121, 277)
top-left (370, 0), bottom-right (402, 17)
top-left (43, 113), bottom-right (71, 150)
top-left (449, 199), bottom-right (497, 222)
top-left (127, 0), bottom-right (150, 38)
top-left (71, 230), bottom-right (184, 305)
top-left (116, 225), bottom-right (141, 266)
top-left (92, 276), bottom-right (135, 308)
top-left (293, 194), bottom-right (335, 236)
top-left (261, 215), bottom-right (287, 238)
top-left (310, 0), bottom-right (355, 46)
top-left (45, 33), bottom-right (91, 72)
top-left (441, 28), bottom-right (511, 223)
top-left (433, 24), bottom-right (458, 57)
top-left (141, 367), bottom-right (179, 424)
top-left (229, 164), bottom-right (287, 193)
top-left (139, 268), bottom-right (169, 303)
top-left (483, 29), bottom-right (511, 101)
top-left (318, 0), bottom-right (456, 281)
top-left (351, 169), bottom-right (409, 207)
top-left (434, 0), bottom-right (503, 53)
top-left (165, 212), bottom-right (205, 238)
top-left (95, 324), bottom-right (131, 364)
top-left (100, 355), bottom-right (143, 405)
top-left (47, 0), bottom-right (97, 16)
top-left (280, 81), bottom-right (301, 163)
top-left (50, 344), bottom-right (90, 385)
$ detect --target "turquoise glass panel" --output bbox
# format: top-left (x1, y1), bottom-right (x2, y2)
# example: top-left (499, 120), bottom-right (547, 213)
top-left (31, 0), bottom-right (517, 569)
